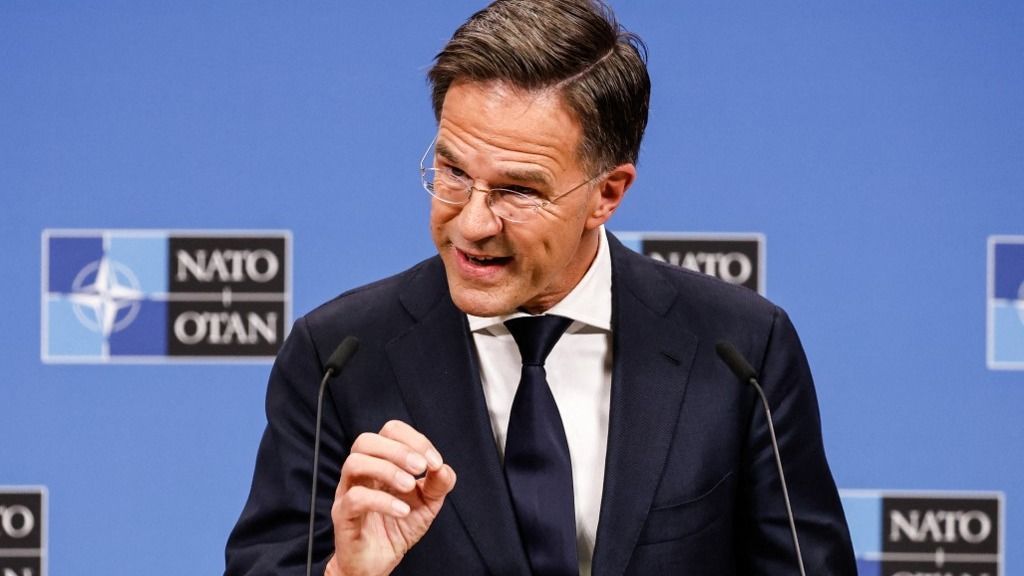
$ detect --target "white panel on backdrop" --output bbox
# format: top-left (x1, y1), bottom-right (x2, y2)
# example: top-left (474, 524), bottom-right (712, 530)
top-left (0, 487), bottom-right (47, 576)
top-left (987, 235), bottom-right (1024, 370)
top-left (41, 229), bottom-right (292, 364)
top-left (842, 490), bottom-right (1004, 576)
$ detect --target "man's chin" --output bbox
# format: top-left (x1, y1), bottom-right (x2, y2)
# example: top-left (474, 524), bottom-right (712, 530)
top-left (448, 286), bottom-right (517, 318)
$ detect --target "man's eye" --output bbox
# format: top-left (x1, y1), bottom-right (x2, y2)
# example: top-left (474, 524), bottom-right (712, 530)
top-left (445, 166), bottom-right (468, 179)
top-left (502, 185), bottom-right (542, 199)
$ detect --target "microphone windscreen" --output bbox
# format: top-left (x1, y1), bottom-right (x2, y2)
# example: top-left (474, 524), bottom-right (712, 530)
top-left (325, 336), bottom-right (360, 374)
top-left (715, 341), bottom-right (758, 383)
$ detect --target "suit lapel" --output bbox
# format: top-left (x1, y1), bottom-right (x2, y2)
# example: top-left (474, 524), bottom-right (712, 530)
top-left (386, 259), bottom-right (531, 576)
top-left (592, 238), bottom-right (698, 576)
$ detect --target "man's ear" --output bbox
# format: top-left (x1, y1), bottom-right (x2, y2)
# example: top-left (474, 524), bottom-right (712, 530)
top-left (585, 163), bottom-right (635, 229)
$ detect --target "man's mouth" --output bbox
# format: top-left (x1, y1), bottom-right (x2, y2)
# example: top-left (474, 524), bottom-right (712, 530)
top-left (458, 248), bottom-right (512, 267)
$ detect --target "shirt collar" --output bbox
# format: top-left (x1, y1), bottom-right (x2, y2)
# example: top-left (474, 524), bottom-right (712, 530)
top-left (467, 226), bottom-right (613, 334)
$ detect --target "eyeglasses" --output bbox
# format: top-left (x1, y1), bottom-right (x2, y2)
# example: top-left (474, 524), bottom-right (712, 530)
top-left (419, 137), bottom-right (606, 223)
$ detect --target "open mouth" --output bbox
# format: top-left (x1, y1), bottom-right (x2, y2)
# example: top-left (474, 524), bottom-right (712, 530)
top-left (458, 249), bottom-right (512, 267)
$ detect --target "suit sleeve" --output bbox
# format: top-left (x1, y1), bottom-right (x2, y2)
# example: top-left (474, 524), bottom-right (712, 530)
top-left (736, 306), bottom-right (857, 575)
top-left (224, 316), bottom-right (346, 576)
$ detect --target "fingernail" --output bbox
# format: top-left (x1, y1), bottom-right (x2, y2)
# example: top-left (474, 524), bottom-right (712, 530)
top-left (406, 452), bottom-right (428, 473)
top-left (392, 499), bottom-right (411, 516)
top-left (395, 470), bottom-right (416, 491)
top-left (426, 449), bottom-right (443, 469)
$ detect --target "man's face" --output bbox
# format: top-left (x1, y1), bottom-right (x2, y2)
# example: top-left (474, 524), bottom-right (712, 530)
top-left (429, 80), bottom-right (629, 317)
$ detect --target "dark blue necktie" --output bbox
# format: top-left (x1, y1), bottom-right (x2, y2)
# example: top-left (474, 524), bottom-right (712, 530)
top-left (503, 314), bottom-right (578, 576)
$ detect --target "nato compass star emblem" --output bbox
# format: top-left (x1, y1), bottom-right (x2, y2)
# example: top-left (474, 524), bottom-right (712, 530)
top-left (68, 257), bottom-right (144, 337)
top-left (42, 230), bottom-right (169, 362)
top-left (988, 235), bottom-right (1024, 369)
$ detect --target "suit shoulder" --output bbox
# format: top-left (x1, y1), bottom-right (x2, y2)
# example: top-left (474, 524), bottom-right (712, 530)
top-left (660, 254), bottom-right (772, 311)
top-left (301, 256), bottom-right (444, 338)
top-left (621, 242), bottom-right (774, 308)
top-left (614, 242), bottom-right (783, 338)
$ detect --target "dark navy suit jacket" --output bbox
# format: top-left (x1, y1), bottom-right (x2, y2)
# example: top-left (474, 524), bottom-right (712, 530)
top-left (225, 234), bottom-right (857, 575)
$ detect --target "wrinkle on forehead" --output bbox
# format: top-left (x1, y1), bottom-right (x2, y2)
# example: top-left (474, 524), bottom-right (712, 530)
top-left (436, 140), bottom-right (553, 187)
top-left (435, 80), bottom-right (584, 187)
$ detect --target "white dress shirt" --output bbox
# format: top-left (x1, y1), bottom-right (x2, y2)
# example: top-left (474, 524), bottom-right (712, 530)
top-left (467, 226), bottom-right (613, 576)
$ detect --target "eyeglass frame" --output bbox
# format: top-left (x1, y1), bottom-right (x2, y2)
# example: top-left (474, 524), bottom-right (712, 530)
top-left (419, 136), bottom-right (608, 224)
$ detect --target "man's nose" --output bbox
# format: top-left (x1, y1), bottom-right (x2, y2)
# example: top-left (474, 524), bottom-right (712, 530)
top-left (457, 187), bottom-right (503, 242)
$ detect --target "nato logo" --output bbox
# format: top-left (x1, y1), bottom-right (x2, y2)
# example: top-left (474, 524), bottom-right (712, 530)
top-left (988, 236), bottom-right (1024, 370)
top-left (841, 490), bottom-right (1003, 576)
top-left (42, 230), bottom-right (291, 363)
top-left (616, 232), bottom-right (765, 295)
top-left (0, 486), bottom-right (46, 576)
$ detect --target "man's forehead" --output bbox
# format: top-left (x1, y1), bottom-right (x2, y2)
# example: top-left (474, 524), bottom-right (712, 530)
top-left (433, 81), bottom-right (585, 180)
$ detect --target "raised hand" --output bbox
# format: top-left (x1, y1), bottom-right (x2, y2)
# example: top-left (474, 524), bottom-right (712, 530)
top-left (325, 420), bottom-right (457, 576)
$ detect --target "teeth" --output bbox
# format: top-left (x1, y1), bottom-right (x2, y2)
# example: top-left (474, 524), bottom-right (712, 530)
top-left (465, 252), bottom-right (503, 264)
top-left (459, 248), bottom-right (508, 264)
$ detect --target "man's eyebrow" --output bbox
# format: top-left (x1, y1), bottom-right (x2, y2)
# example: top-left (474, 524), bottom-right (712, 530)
top-left (499, 168), bottom-right (551, 188)
top-left (435, 141), bottom-right (461, 165)
top-left (435, 140), bottom-right (552, 187)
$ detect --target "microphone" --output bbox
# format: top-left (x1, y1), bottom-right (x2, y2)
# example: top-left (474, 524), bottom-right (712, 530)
top-left (307, 336), bottom-right (360, 576)
top-left (715, 341), bottom-right (806, 576)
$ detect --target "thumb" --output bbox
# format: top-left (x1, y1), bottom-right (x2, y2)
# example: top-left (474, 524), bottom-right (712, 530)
top-left (419, 464), bottom-right (457, 504)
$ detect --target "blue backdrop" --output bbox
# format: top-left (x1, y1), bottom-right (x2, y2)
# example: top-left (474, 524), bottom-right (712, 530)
top-left (3, 1), bottom-right (1022, 573)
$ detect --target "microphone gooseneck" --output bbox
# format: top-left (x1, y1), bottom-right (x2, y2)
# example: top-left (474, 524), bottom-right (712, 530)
top-left (715, 341), bottom-right (807, 576)
top-left (307, 336), bottom-right (360, 576)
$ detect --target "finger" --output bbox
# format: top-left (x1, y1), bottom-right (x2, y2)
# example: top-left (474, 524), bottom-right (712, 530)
top-left (350, 431), bottom-right (430, 476)
top-left (335, 485), bottom-right (411, 522)
top-left (339, 452), bottom-right (419, 494)
top-left (378, 420), bottom-right (445, 472)
top-left (419, 464), bottom-right (457, 503)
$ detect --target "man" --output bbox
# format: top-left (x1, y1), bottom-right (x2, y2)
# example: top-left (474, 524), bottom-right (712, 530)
top-left (225, 1), bottom-right (856, 575)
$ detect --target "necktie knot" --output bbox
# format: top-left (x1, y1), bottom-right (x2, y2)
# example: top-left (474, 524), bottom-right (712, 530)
top-left (505, 315), bottom-right (573, 366)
